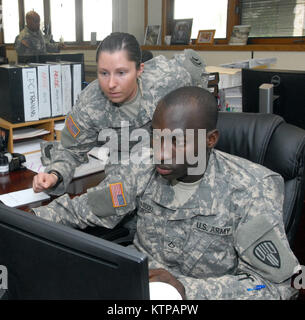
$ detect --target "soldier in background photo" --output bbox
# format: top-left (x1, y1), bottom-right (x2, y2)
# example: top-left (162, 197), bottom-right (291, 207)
top-left (32, 86), bottom-right (300, 300)
top-left (14, 10), bottom-right (64, 58)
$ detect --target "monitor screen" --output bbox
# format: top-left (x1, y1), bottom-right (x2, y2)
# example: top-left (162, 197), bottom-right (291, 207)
top-left (242, 68), bottom-right (305, 130)
top-left (0, 203), bottom-right (149, 300)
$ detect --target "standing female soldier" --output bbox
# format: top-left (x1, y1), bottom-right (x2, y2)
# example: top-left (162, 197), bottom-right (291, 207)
top-left (33, 32), bottom-right (206, 195)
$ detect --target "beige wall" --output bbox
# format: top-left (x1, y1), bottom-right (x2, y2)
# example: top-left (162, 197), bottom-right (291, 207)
top-left (6, 0), bottom-right (305, 72)
top-left (7, 47), bottom-right (305, 72)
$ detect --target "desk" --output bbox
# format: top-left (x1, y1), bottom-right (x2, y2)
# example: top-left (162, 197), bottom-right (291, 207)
top-left (0, 168), bottom-right (105, 211)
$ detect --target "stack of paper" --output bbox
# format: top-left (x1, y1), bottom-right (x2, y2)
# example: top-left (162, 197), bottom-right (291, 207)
top-left (13, 127), bottom-right (50, 140)
top-left (0, 188), bottom-right (50, 208)
top-left (14, 138), bottom-right (45, 155)
top-left (206, 66), bottom-right (241, 90)
top-left (54, 121), bottom-right (65, 133)
top-left (206, 66), bottom-right (242, 112)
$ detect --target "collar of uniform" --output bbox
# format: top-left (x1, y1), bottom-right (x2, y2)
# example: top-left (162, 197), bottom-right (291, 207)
top-left (148, 151), bottom-right (217, 218)
top-left (103, 83), bottom-right (151, 128)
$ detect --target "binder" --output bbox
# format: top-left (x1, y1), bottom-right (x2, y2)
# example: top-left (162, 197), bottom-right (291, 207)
top-left (61, 64), bottom-right (72, 115)
top-left (0, 64), bottom-right (39, 123)
top-left (48, 61), bottom-right (73, 115)
top-left (72, 63), bottom-right (82, 105)
top-left (48, 63), bottom-right (63, 117)
top-left (59, 61), bottom-right (82, 107)
top-left (29, 63), bottom-right (51, 119)
top-left (22, 67), bottom-right (39, 122)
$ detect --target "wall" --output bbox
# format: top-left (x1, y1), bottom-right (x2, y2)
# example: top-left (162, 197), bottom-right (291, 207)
top-left (112, 0), bottom-right (145, 44)
top-left (6, 0), bottom-right (305, 72)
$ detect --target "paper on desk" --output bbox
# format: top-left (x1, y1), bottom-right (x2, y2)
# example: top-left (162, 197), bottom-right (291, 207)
top-left (24, 148), bottom-right (108, 178)
top-left (0, 188), bottom-right (50, 207)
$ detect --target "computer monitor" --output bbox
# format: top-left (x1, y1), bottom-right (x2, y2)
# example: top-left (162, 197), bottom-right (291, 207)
top-left (242, 68), bottom-right (305, 130)
top-left (0, 203), bottom-right (149, 299)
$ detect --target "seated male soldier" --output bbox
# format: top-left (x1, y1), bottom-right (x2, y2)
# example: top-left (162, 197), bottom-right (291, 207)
top-left (14, 10), bottom-right (63, 58)
top-left (32, 86), bottom-right (300, 300)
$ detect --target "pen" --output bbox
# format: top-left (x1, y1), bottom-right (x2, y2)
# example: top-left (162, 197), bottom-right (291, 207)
top-left (247, 285), bottom-right (266, 291)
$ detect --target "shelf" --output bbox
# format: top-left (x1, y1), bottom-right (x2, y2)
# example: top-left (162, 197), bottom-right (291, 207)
top-left (0, 116), bottom-right (66, 153)
top-left (141, 43), bottom-right (305, 52)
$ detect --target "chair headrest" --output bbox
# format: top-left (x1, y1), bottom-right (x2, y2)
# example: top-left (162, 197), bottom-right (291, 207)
top-left (216, 112), bottom-right (284, 164)
top-left (264, 123), bottom-right (305, 180)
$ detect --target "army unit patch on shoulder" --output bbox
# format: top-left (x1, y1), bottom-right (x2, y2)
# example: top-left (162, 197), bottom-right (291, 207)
top-left (109, 183), bottom-right (127, 208)
top-left (66, 115), bottom-right (80, 138)
top-left (253, 240), bottom-right (281, 268)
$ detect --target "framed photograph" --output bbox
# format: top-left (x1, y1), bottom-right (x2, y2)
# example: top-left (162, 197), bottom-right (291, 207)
top-left (229, 25), bottom-right (251, 45)
top-left (171, 19), bottom-right (193, 45)
top-left (144, 25), bottom-right (161, 46)
top-left (196, 30), bottom-right (216, 44)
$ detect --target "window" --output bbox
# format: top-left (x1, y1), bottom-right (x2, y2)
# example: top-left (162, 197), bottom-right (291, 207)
top-left (2, 0), bottom-right (19, 44)
top-left (165, 0), bottom-right (305, 44)
top-left (241, 0), bottom-right (305, 37)
top-left (1, 0), bottom-right (113, 44)
top-left (174, 0), bottom-right (228, 39)
top-left (83, 0), bottom-right (112, 41)
top-left (50, 0), bottom-right (76, 42)
top-left (24, 0), bottom-right (44, 25)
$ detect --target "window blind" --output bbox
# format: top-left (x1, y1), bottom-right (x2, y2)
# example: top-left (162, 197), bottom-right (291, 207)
top-left (241, 0), bottom-right (305, 37)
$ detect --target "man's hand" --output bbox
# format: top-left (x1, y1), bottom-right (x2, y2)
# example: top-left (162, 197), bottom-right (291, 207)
top-left (149, 268), bottom-right (186, 300)
top-left (33, 172), bottom-right (58, 193)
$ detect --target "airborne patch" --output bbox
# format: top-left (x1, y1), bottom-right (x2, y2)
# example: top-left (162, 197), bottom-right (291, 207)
top-left (66, 115), bottom-right (80, 138)
top-left (254, 241), bottom-right (281, 268)
top-left (190, 56), bottom-right (202, 67)
top-left (109, 183), bottom-right (127, 208)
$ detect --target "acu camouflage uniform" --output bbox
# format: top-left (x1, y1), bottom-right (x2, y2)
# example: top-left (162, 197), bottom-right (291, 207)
top-left (44, 49), bottom-right (208, 196)
top-left (14, 26), bottom-right (60, 56)
top-left (33, 149), bottom-right (300, 300)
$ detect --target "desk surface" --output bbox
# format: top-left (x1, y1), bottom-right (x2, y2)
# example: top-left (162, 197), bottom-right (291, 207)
top-left (0, 168), bottom-right (105, 211)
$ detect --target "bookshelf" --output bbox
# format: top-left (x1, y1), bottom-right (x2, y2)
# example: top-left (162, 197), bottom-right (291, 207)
top-left (0, 116), bottom-right (66, 153)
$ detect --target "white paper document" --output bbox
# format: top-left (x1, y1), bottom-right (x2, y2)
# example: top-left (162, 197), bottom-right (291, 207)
top-left (24, 149), bottom-right (108, 178)
top-left (0, 188), bottom-right (50, 207)
top-left (13, 127), bottom-right (50, 140)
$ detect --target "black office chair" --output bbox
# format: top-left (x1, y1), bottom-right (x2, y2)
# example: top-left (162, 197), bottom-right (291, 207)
top-left (215, 112), bottom-right (305, 245)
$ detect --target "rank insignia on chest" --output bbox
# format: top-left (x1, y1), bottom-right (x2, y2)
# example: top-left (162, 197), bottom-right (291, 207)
top-left (66, 115), bottom-right (80, 138)
top-left (109, 183), bottom-right (127, 208)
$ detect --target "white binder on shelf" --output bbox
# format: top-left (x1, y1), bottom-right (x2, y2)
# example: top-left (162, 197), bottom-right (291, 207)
top-left (60, 64), bottom-right (72, 115)
top-left (48, 63), bottom-right (63, 117)
top-left (29, 63), bottom-right (51, 119)
top-left (21, 67), bottom-right (39, 122)
top-left (72, 63), bottom-right (82, 105)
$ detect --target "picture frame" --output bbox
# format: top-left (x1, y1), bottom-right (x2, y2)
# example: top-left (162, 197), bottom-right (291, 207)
top-left (171, 19), bottom-right (193, 45)
top-left (196, 30), bottom-right (216, 45)
top-left (229, 25), bottom-right (251, 45)
top-left (144, 25), bottom-right (161, 46)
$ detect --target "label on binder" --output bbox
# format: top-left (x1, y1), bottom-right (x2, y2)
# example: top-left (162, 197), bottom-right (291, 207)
top-left (22, 68), bottom-right (39, 122)
top-left (49, 64), bottom-right (63, 116)
top-left (36, 65), bottom-right (51, 119)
